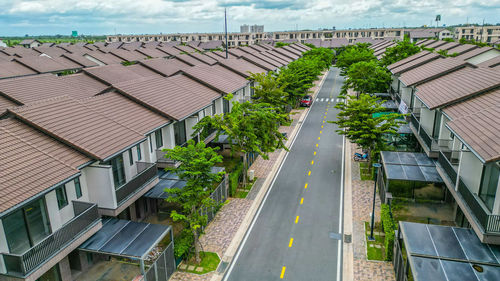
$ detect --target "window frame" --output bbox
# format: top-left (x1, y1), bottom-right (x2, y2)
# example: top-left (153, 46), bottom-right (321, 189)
top-left (155, 129), bottom-right (163, 149)
top-left (74, 177), bottom-right (82, 199)
top-left (136, 144), bottom-right (142, 161)
top-left (56, 185), bottom-right (69, 209)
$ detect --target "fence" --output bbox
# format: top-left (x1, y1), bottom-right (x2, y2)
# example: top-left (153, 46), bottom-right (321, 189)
top-left (200, 176), bottom-right (228, 227)
top-left (116, 162), bottom-right (157, 205)
top-left (393, 235), bottom-right (409, 281)
top-left (142, 242), bottom-right (176, 281)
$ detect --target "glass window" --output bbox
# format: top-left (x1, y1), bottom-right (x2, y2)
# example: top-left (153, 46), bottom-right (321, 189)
top-left (74, 177), bottom-right (82, 198)
top-left (56, 186), bottom-right (68, 209)
top-left (128, 149), bottom-right (134, 166)
top-left (148, 134), bottom-right (153, 153)
top-left (174, 120), bottom-right (187, 146)
top-left (109, 155), bottom-right (126, 189)
top-left (136, 144), bottom-right (142, 161)
top-left (479, 163), bottom-right (500, 212)
top-left (155, 129), bottom-right (163, 149)
top-left (3, 198), bottom-right (51, 254)
top-left (212, 101), bottom-right (216, 115)
top-left (223, 98), bottom-right (230, 114)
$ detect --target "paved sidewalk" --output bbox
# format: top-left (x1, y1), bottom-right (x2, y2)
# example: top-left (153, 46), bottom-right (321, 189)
top-left (350, 143), bottom-right (395, 281)
top-left (170, 72), bottom-right (328, 281)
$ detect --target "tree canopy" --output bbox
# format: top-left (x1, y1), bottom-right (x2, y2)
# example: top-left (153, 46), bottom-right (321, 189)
top-left (341, 60), bottom-right (391, 96)
top-left (248, 72), bottom-right (288, 113)
top-left (379, 39), bottom-right (421, 67)
top-left (335, 44), bottom-right (377, 75)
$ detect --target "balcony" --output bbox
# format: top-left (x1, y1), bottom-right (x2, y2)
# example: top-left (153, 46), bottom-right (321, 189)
top-left (156, 149), bottom-right (181, 169)
top-left (115, 162), bottom-right (158, 205)
top-left (457, 178), bottom-right (500, 233)
top-left (437, 150), bottom-right (458, 184)
top-left (2, 202), bottom-right (100, 277)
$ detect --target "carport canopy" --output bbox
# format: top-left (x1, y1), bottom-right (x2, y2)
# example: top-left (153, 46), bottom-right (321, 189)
top-left (79, 218), bottom-right (171, 259)
top-left (380, 151), bottom-right (443, 182)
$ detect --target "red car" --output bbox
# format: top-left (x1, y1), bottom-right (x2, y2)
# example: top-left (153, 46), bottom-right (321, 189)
top-left (300, 95), bottom-right (312, 107)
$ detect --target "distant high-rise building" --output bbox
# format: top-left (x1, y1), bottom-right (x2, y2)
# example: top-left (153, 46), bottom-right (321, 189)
top-left (250, 25), bottom-right (264, 33)
top-left (240, 24), bottom-right (249, 33)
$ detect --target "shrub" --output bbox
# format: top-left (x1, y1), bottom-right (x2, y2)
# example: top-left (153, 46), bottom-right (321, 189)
top-left (174, 229), bottom-right (194, 259)
top-left (381, 204), bottom-right (396, 261)
top-left (229, 163), bottom-right (243, 196)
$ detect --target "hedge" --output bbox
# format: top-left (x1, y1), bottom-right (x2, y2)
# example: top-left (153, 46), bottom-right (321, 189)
top-left (381, 203), bottom-right (396, 261)
top-left (229, 163), bottom-right (243, 196)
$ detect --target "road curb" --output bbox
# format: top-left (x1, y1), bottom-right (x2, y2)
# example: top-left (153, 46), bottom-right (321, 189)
top-left (211, 72), bottom-right (328, 281)
top-left (343, 139), bottom-right (354, 281)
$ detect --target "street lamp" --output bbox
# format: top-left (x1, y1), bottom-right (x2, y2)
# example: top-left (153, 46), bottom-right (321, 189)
top-left (368, 162), bottom-right (382, 241)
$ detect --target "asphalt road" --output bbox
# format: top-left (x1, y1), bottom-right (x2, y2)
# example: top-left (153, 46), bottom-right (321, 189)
top-left (224, 68), bottom-right (345, 281)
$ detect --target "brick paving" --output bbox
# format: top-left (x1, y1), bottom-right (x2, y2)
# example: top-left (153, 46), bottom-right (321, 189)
top-left (169, 73), bottom-right (327, 281)
top-left (350, 143), bottom-right (395, 281)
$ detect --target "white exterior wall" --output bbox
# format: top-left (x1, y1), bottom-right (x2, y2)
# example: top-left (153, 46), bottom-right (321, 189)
top-left (0, 220), bottom-right (7, 273)
top-left (391, 75), bottom-right (399, 91)
top-left (466, 49), bottom-right (500, 65)
top-left (420, 107), bottom-right (435, 134)
top-left (45, 187), bottom-right (75, 232)
top-left (186, 115), bottom-right (200, 141)
top-left (401, 86), bottom-right (413, 106)
top-left (85, 164), bottom-right (117, 209)
top-left (492, 172), bottom-right (500, 215)
top-left (164, 124), bottom-right (176, 149)
top-left (215, 97), bottom-right (223, 114)
top-left (459, 151), bottom-right (483, 193)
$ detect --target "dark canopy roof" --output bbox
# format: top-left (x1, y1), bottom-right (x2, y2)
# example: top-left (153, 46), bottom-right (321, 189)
top-left (79, 218), bottom-right (170, 259)
top-left (400, 222), bottom-right (500, 281)
top-left (381, 151), bottom-right (443, 182)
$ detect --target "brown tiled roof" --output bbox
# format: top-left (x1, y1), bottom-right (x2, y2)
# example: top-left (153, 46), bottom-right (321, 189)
top-left (238, 46), bottom-right (258, 54)
top-left (14, 56), bottom-right (81, 73)
top-left (447, 106), bottom-right (500, 163)
top-left (84, 64), bottom-right (157, 85)
top-left (0, 123), bottom-right (80, 213)
top-left (387, 51), bottom-right (431, 70)
top-left (0, 74), bottom-right (76, 104)
top-left (390, 52), bottom-right (441, 75)
top-left (198, 41), bottom-right (223, 50)
top-left (418, 39), bottom-right (437, 47)
top-left (415, 67), bottom-right (500, 109)
top-left (173, 45), bottom-right (198, 53)
top-left (477, 56), bottom-right (500, 68)
top-left (60, 53), bottom-right (99, 67)
top-left (135, 47), bottom-right (167, 59)
top-left (272, 47), bottom-right (300, 60)
top-left (82, 92), bottom-right (170, 134)
top-left (84, 51), bottom-right (123, 65)
top-left (228, 48), bottom-right (248, 58)
top-left (212, 50), bottom-right (238, 59)
top-left (174, 54), bottom-right (205, 66)
top-left (186, 52), bottom-right (218, 65)
top-left (34, 47), bottom-right (68, 57)
top-left (455, 47), bottom-right (496, 60)
top-left (1, 46), bottom-right (40, 58)
top-left (240, 53), bottom-right (277, 71)
top-left (281, 45), bottom-right (302, 56)
top-left (121, 42), bottom-right (143, 50)
top-left (105, 42), bottom-right (124, 49)
top-left (399, 57), bottom-right (470, 86)
top-left (109, 49), bottom-right (147, 62)
top-left (0, 61), bottom-right (38, 79)
top-left (443, 88), bottom-right (500, 120)
top-left (156, 46), bottom-right (182, 56)
top-left (182, 64), bottom-right (248, 93)
top-left (217, 58), bottom-right (267, 77)
top-left (139, 58), bottom-right (190, 77)
top-left (260, 51), bottom-right (290, 65)
top-left (114, 75), bottom-right (219, 120)
top-left (423, 40), bottom-right (448, 49)
top-left (204, 52), bottom-right (223, 60)
top-left (126, 64), bottom-right (164, 78)
top-left (434, 42), bottom-right (460, 51)
top-left (251, 52), bottom-right (284, 67)
top-left (8, 95), bottom-right (146, 160)
top-left (0, 95), bottom-right (19, 113)
top-left (446, 44), bottom-right (477, 55)
top-left (248, 45), bottom-right (268, 53)
top-left (0, 118), bottom-right (90, 168)
top-left (58, 73), bottom-right (109, 99)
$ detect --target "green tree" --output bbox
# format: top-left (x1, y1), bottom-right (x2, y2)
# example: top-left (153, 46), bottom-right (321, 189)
top-left (275, 42), bottom-right (291, 48)
top-left (379, 39), bottom-right (421, 67)
top-left (194, 96), bottom-right (288, 185)
top-left (341, 61), bottom-right (391, 97)
top-left (248, 72), bottom-right (289, 113)
top-left (163, 140), bottom-right (224, 264)
top-left (333, 94), bottom-right (404, 161)
top-left (336, 44), bottom-right (376, 75)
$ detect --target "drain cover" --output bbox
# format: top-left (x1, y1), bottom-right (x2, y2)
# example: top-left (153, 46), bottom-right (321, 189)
top-left (344, 234), bottom-right (352, 243)
top-left (329, 232), bottom-right (342, 240)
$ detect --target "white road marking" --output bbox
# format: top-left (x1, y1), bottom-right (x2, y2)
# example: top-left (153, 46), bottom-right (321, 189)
top-left (320, 98), bottom-right (324, 102)
top-left (316, 98), bottom-right (319, 102)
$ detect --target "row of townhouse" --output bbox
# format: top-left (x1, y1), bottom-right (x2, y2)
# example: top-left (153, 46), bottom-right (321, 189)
top-left (377, 38), bottom-right (500, 280)
top-left (455, 25), bottom-right (500, 43)
top-left (0, 43), bottom-right (311, 281)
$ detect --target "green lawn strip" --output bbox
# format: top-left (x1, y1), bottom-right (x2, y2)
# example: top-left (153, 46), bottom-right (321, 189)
top-left (182, 251), bottom-right (220, 275)
top-left (358, 162), bottom-right (373, 180)
top-left (364, 221), bottom-right (385, 261)
top-left (235, 190), bottom-right (249, 198)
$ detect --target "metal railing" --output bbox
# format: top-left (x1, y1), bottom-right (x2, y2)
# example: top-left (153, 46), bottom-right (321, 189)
top-left (409, 113), bottom-right (419, 131)
top-left (2, 202), bottom-right (99, 276)
top-left (418, 126), bottom-right (432, 149)
top-left (437, 150), bottom-right (458, 184)
top-left (116, 162), bottom-right (157, 205)
top-left (200, 176), bottom-right (228, 227)
top-left (156, 149), bottom-right (181, 168)
top-left (457, 179), bottom-right (500, 233)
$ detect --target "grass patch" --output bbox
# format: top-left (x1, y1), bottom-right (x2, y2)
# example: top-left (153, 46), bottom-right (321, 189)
top-left (182, 251), bottom-right (220, 275)
top-left (234, 179), bottom-right (256, 198)
top-left (359, 162), bottom-right (373, 181)
top-left (364, 221), bottom-right (385, 261)
top-left (235, 190), bottom-right (249, 198)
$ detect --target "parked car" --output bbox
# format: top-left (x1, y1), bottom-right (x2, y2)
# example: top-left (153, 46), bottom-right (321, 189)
top-left (300, 95), bottom-right (312, 107)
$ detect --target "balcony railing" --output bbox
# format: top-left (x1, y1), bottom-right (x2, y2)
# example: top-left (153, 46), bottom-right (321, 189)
top-left (409, 113), bottom-right (419, 130)
top-left (116, 162), bottom-right (157, 205)
top-left (437, 150), bottom-right (458, 184)
top-left (2, 202), bottom-right (100, 276)
top-left (156, 149), bottom-right (181, 169)
top-left (418, 126), bottom-right (433, 149)
top-left (457, 179), bottom-right (500, 233)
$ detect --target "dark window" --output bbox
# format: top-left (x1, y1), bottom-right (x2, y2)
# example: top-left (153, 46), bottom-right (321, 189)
top-left (223, 98), bottom-right (230, 114)
top-left (104, 155), bottom-right (126, 189)
top-left (74, 177), bottom-right (82, 198)
top-left (479, 163), bottom-right (500, 212)
top-left (128, 149), bottom-right (134, 166)
top-left (212, 101), bottom-right (216, 115)
top-left (56, 186), bottom-right (68, 209)
top-left (174, 120), bottom-right (187, 146)
top-left (155, 129), bottom-right (163, 149)
top-left (149, 134), bottom-right (153, 152)
top-left (3, 198), bottom-right (52, 253)
top-left (136, 144), bottom-right (142, 161)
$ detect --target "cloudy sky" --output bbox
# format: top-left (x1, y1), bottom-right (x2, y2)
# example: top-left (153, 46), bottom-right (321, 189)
top-left (1, 0), bottom-right (499, 36)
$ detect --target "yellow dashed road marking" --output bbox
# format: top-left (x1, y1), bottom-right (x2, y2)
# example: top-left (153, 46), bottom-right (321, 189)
top-left (321, 125), bottom-right (324, 128)
top-left (308, 171), bottom-right (311, 176)
top-left (311, 160), bottom-right (314, 165)
top-left (314, 151), bottom-right (317, 155)
top-left (318, 137), bottom-right (320, 140)
top-left (316, 143), bottom-right (319, 147)
top-left (304, 183), bottom-right (308, 189)
top-left (295, 216), bottom-right (299, 224)
top-left (280, 266), bottom-right (286, 279)
top-left (320, 131), bottom-right (322, 134)
top-left (300, 197), bottom-right (304, 204)
top-left (289, 238), bottom-right (294, 247)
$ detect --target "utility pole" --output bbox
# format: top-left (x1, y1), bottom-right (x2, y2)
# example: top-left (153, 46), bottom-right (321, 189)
top-left (224, 8), bottom-right (228, 59)
top-left (480, 18), bottom-right (485, 43)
